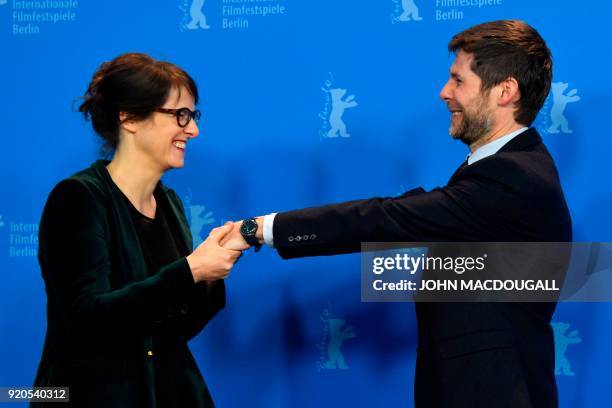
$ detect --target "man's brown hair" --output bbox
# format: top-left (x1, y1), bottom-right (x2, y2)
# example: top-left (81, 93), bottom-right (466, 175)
top-left (449, 20), bottom-right (552, 126)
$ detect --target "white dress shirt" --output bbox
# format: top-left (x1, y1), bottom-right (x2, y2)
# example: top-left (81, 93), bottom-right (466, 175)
top-left (467, 127), bottom-right (527, 165)
top-left (262, 127), bottom-right (528, 247)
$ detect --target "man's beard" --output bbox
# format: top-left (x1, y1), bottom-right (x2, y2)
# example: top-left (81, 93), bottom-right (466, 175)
top-left (450, 97), bottom-right (493, 146)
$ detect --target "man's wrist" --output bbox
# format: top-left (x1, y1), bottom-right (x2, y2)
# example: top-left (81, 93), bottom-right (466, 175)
top-left (255, 217), bottom-right (264, 243)
top-left (239, 218), bottom-right (264, 249)
top-left (262, 213), bottom-right (277, 247)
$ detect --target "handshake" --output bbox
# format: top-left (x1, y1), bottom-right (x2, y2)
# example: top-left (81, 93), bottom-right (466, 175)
top-left (185, 218), bottom-right (263, 283)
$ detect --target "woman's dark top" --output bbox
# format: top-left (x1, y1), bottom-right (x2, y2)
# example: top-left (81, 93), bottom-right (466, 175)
top-left (125, 188), bottom-right (198, 408)
top-left (33, 160), bottom-right (225, 408)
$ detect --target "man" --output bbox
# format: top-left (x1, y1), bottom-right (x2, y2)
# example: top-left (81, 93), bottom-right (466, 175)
top-left (225, 20), bottom-right (571, 407)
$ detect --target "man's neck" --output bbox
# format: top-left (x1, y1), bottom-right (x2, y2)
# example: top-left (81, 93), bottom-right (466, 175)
top-left (469, 122), bottom-right (526, 153)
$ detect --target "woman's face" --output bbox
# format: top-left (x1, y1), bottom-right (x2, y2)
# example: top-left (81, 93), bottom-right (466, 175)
top-left (131, 86), bottom-right (199, 171)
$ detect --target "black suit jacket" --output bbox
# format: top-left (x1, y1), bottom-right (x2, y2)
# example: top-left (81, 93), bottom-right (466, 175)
top-left (33, 160), bottom-right (224, 407)
top-left (272, 128), bottom-right (572, 408)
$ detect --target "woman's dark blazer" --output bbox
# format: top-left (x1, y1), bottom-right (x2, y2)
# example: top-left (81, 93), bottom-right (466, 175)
top-left (32, 160), bottom-right (225, 407)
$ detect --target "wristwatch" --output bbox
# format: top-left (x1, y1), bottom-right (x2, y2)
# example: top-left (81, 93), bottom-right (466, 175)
top-left (240, 218), bottom-right (262, 252)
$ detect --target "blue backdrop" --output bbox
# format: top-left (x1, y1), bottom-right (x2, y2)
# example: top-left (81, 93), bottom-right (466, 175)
top-left (1, 0), bottom-right (611, 406)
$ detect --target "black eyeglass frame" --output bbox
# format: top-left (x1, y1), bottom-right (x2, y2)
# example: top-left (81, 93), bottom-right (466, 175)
top-left (155, 107), bottom-right (201, 128)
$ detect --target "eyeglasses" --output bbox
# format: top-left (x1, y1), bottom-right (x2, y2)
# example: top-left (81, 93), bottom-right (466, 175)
top-left (155, 107), bottom-right (201, 128)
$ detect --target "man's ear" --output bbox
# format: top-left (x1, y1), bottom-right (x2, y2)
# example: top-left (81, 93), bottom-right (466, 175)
top-left (119, 112), bottom-right (138, 134)
top-left (497, 77), bottom-right (521, 107)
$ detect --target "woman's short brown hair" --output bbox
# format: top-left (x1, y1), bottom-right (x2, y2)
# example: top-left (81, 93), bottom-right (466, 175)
top-left (79, 53), bottom-right (198, 150)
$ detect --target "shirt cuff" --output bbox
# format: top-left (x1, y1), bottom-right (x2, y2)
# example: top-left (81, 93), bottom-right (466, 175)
top-left (263, 213), bottom-right (277, 247)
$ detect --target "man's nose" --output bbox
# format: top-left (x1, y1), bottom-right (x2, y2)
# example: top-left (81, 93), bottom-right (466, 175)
top-left (439, 81), bottom-right (452, 101)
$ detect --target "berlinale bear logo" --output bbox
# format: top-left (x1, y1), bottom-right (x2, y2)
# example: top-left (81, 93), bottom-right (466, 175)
top-left (188, 204), bottom-right (215, 246)
top-left (318, 307), bottom-right (356, 370)
top-left (552, 321), bottom-right (582, 376)
top-left (398, 0), bottom-right (423, 21)
top-left (547, 82), bottom-right (580, 134)
top-left (184, 191), bottom-right (216, 247)
top-left (186, 0), bottom-right (210, 30)
top-left (319, 74), bottom-right (359, 140)
top-left (392, 0), bottom-right (423, 23)
top-left (326, 88), bottom-right (358, 138)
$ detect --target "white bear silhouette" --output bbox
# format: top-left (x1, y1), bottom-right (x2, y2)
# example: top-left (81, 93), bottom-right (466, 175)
top-left (321, 318), bottom-right (356, 369)
top-left (399, 0), bottom-right (422, 21)
top-left (186, 0), bottom-right (210, 30)
top-left (327, 88), bottom-right (357, 138)
top-left (188, 205), bottom-right (215, 247)
top-left (552, 322), bottom-right (582, 376)
top-left (547, 82), bottom-right (580, 134)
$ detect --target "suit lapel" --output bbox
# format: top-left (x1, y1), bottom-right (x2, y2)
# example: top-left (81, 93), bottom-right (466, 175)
top-left (447, 128), bottom-right (542, 185)
top-left (497, 127), bottom-right (542, 153)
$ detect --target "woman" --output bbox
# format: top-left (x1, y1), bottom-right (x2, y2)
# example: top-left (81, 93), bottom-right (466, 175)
top-left (33, 53), bottom-right (245, 407)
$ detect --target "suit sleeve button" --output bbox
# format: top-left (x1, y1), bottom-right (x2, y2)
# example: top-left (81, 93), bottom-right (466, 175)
top-left (310, 234), bottom-right (317, 240)
top-left (288, 236), bottom-right (294, 242)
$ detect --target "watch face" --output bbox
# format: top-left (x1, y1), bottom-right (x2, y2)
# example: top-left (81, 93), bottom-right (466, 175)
top-left (241, 219), bottom-right (257, 235)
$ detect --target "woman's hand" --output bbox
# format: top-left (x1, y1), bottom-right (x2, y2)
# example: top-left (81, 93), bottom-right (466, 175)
top-left (186, 222), bottom-right (244, 283)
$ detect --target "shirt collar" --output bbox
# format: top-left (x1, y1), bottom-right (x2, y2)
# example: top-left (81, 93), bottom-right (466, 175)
top-left (467, 127), bottom-right (528, 165)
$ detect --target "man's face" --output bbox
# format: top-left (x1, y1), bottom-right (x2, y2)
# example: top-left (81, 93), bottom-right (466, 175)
top-left (440, 50), bottom-right (495, 146)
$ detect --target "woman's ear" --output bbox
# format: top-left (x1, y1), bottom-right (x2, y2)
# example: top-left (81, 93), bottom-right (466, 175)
top-left (119, 112), bottom-right (138, 134)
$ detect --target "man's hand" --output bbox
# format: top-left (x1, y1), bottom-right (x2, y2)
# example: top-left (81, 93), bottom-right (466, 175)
top-left (219, 221), bottom-right (250, 251)
top-left (186, 222), bottom-right (244, 283)
top-left (220, 218), bottom-right (264, 251)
